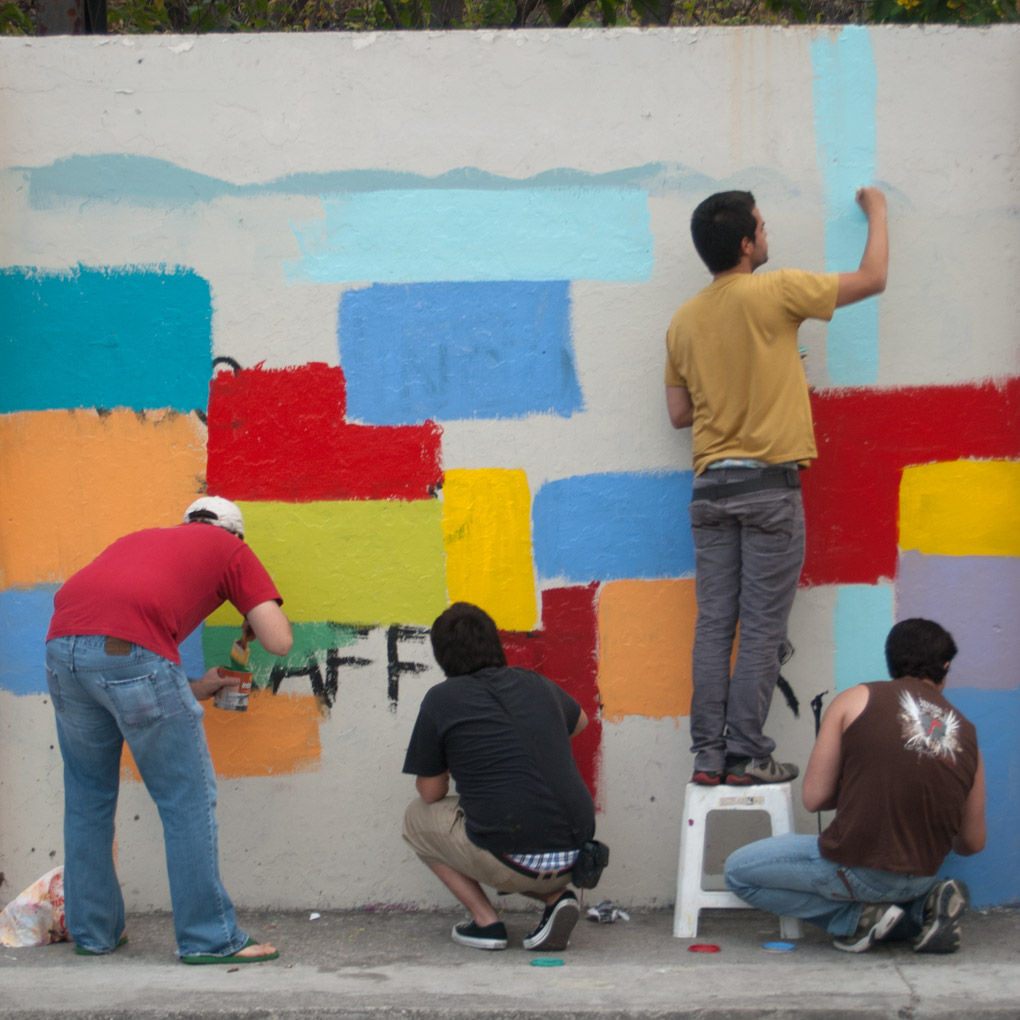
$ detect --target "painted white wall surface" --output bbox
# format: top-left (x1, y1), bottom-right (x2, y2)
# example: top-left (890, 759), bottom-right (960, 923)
top-left (1, 27), bottom-right (1018, 913)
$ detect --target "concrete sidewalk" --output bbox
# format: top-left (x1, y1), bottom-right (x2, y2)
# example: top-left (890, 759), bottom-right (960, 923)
top-left (2, 905), bottom-right (1018, 1020)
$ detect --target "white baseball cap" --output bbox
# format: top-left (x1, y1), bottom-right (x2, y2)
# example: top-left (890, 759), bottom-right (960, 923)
top-left (183, 496), bottom-right (245, 539)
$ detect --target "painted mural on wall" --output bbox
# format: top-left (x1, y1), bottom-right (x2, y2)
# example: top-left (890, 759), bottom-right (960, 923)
top-left (1, 27), bottom-right (1017, 908)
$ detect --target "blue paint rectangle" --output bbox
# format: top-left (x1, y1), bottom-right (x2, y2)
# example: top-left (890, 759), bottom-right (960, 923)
top-left (532, 472), bottom-right (695, 583)
top-left (834, 584), bottom-right (893, 692)
top-left (340, 281), bottom-right (582, 424)
top-left (810, 27), bottom-right (880, 386)
top-left (0, 586), bottom-right (57, 695)
top-left (1, 266), bottom-right (212, 413)
top-left (288, 188), bottom-right (653, 284)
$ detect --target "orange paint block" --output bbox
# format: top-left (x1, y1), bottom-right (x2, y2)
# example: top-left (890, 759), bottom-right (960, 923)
top-left (597, 579), bottom-right (698, 721)
top-left (121, 690), bottom-right (322, 781)
top-left (0, 409), bottom-right (207, 590)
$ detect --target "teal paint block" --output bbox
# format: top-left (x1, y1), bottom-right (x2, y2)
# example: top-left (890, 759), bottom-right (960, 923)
top-left (834, 584), bottom-right (893, 692)
top-left (810, 27), bottom-right (880, 385)
top-left (1, 265), bottom-right (212, 413)
top-left (288, 188), bottom-right (653, 284)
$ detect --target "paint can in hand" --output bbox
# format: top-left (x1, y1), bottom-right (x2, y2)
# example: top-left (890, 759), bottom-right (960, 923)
top-left (214, 667), bottom-right (253, 712)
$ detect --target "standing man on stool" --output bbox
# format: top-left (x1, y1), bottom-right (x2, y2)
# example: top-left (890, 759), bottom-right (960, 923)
top-left (664, 187), bottom-right (888, 786)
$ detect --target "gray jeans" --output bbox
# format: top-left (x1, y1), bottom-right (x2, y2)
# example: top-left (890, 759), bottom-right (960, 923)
top-left (688, 469), bottom-right (805, 771)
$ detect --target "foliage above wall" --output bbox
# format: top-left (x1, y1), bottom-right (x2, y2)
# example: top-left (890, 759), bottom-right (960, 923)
top-left (2, 0), bottom-right (1016, 34)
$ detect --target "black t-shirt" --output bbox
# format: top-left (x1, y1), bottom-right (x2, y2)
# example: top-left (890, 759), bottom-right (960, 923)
top-left (402, 666), bottom-right (596, 854)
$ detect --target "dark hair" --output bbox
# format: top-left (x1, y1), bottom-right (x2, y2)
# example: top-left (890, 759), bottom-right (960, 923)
top-left (430, 602), bottom-right (507, 677)
top-left (690, 191), bottom-right (757, 274)
top-left (885, 618), bottom-right (958, 685)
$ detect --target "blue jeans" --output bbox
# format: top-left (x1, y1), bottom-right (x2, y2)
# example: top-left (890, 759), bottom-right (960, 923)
top-left (45, 635), bottom-right (249, 957)
top-left (725, 834), bottom-right (937, 937)
top-left (689, 472), bottom-right (806, 770)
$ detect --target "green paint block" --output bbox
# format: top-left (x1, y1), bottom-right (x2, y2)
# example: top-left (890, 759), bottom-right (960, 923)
top-left (202, 621), bottom-right (364, 690)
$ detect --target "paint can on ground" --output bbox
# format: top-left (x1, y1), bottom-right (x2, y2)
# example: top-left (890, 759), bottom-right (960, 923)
top-left (214, 667), bottom-right (253, 712)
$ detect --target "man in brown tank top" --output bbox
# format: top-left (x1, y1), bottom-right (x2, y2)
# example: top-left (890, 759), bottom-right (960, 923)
top-left (724, 619), bottom-right (985, 953)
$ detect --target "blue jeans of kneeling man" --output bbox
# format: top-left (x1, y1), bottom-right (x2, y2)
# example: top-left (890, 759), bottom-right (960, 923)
top-left (725, 833), bottom-right (938, 937)
top-left (46, 634), bottom-right (250, 957)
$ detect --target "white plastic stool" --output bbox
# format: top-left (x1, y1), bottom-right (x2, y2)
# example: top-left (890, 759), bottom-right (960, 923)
top-left (673, 781), bottom-right (804, 939)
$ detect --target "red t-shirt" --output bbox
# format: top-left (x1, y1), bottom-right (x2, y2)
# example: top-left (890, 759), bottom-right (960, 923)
top-left (46, 523), bottom-right (282, 665)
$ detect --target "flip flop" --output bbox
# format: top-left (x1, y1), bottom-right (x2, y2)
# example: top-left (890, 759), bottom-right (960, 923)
top-left (74, 934), bottom-right (128, 956)
top-left (180, 936), bottom-right (279, 965)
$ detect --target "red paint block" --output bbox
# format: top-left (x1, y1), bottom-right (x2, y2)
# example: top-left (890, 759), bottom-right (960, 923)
top-left (804, 377), bottom-right (1020, 587)
top-left (207, 363), bottom-right (443, 502)
top-left (501, 584), bottom-right (603, 807)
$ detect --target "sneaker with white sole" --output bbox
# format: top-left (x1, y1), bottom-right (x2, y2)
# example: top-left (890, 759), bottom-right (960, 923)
top-left (522, 891), bottom-right (580, 951)
top-left (913, 878), bottom-right (968, 954)
top-left (725, 755), bottom-right (799, 785)
top-left (451, 919), bottom-right (508, 950)
top-left (832, 903), bottom-right (906, 953)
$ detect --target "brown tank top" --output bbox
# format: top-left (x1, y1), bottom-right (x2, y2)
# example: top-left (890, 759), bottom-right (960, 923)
top-left (818, 679), bottom-right (978, 876)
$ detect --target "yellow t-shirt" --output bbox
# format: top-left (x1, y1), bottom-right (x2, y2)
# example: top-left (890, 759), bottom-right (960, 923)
top-left (664, 269), bottom-right (839, 475)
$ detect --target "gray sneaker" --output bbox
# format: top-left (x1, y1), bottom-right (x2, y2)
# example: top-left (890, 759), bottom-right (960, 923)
top-left (913, 879), bottom-right (968, 954)
top-left (832, 903), bottom-right (906, 953)
top-left (726, 755), bottom-right (799, 785)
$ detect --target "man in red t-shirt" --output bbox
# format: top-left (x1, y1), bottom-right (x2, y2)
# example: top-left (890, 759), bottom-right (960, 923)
top-left (725, 619), bottom-right (985, 954)
top-left (45, 497), bottom-right (293, 964)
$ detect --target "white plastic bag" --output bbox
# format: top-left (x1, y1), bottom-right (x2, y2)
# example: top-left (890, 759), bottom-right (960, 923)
top-left (0, 866), bottom-right (69, 947)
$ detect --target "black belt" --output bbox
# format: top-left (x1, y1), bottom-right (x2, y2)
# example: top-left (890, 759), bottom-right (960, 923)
top-left (692, 467), bottom-right (801, 503)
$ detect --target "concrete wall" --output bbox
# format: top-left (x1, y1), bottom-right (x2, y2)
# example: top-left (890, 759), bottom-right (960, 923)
top-left (1, 26), bottom-right (1018, 913)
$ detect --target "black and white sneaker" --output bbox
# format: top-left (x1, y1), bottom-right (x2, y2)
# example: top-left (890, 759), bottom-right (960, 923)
top-left (451, 919), bottom-right (508, 950)
top-left (913, 879), bottom-right (968, 954)
top-left (832, 903), bottom-right (905, 953)
top-left (522, 891), bottom-right (580, 951)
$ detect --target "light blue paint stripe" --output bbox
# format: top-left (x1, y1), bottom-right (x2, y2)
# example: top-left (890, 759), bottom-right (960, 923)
top-left (833, 584), bottom-right (893, 693)
top-left (288, 189), bottom-right (652, 284)
top-left (0, 586), bottom-right (57, 695)
top-left (340, 281), bottom-right (582, 424)
top-left (810, 27), bottom-right (880, 385)
top-left (1, 266), bottom-right (213, 413)
top-left (532, 472), bottom-right (695, 583)
top-left (936, 687), bottom-right (1019, 907)
top-left (17, 154), bottom-right (796, 209)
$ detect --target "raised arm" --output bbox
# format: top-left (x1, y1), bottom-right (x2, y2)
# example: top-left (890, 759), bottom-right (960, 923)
top-left (835, 187), bottom-right (888, 308)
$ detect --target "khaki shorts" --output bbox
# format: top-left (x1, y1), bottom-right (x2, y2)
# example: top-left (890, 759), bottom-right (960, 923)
top-left (402, 795), bottom-right (573, 896)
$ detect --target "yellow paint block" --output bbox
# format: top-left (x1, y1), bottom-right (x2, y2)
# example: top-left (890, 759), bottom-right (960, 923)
top-left (206, 499), bottom-right (447, 628)
top-left (0, 409), bottom-right (206, 591)
top-left (597, 579), bottom-right (697, 721)
top-left (899, 461), bottom-right (1020, 558)
top-left (441, 468), bottom-right (538, 632)
top-left (122, 690), bottom-right (322, 780)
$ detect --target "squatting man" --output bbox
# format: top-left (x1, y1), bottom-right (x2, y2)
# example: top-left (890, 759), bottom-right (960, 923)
top-left (402, 602), bottom-right (596, 952)
top-left (725, 619), bottom-right (985, 954)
